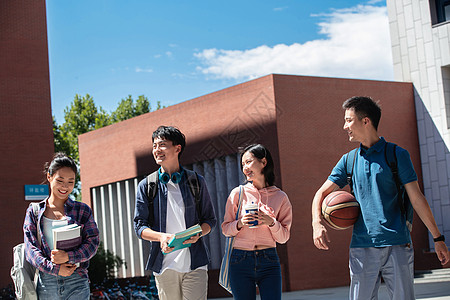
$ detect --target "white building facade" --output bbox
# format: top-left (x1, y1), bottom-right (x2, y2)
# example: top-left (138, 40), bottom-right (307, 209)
top-left (387, 0), bottom-right (450, 248)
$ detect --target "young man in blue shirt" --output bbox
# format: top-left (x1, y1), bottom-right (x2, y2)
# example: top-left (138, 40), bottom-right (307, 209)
top-left (134, 126), bottom-right (216, 300)
top-left (312, 96), bottom-right (449, 299)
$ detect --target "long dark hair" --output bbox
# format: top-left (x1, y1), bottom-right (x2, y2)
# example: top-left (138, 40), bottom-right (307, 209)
top-left (240, 144), bottom-right (275, 186)
top-left (44, 152), bottom-right (78, 177)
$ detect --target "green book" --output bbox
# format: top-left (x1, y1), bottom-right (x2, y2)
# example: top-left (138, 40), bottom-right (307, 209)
top-left (165, 224), bottom-right (202, 254)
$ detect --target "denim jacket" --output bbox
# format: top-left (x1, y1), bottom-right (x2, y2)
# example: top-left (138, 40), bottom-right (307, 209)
top-left (134, 170), bottom-right (217, 273)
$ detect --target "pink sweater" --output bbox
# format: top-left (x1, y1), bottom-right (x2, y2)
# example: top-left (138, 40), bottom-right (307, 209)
top-left (221, 183), bottom-right (292, 250)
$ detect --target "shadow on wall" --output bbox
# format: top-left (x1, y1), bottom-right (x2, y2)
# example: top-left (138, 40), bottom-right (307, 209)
top-left (413, 88), bottom-right (450, 270)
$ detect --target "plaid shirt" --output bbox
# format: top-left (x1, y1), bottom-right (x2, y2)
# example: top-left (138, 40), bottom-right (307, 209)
top-left (23, 198), bottom-right (99, 278)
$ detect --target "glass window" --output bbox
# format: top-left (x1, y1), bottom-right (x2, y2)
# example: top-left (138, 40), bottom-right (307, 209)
top-left (445, 3), bottom-right (450, 21)
top-left (432, 0), bottom-right (450, 23)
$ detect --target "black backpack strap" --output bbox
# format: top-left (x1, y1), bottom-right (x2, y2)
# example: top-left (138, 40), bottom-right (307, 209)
top-left (185, 169), bottom-right (201, 222)
top-left (384, 142), bottom-right (413, 231)
top-left (346, 148), bottom-right (358, 195)
top-left (384, 142), bottom-right (405, 214)
top-left (146, 171), bottom-right (159, 227)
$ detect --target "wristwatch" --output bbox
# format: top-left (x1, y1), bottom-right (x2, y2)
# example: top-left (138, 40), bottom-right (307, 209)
top-left (433, 235), bottom-right (445, 242)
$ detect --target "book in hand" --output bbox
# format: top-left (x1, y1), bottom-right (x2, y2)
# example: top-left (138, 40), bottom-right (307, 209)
top-left (165, 224), bottom-right (202, 254)
top-left (53, 223), bottom-right (82, 251)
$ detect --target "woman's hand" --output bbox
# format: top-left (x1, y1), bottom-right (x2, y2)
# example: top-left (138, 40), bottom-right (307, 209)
top-left (255, 210), bottom-right (275, 227)
top-left (58, 263), bottom-right (77, 277)
top-left (51, 249), bottom-right (69, 264)
top-left (237, 213), bottom-right (258, 229)
top-left (159, 233), bottom-right (175, 254)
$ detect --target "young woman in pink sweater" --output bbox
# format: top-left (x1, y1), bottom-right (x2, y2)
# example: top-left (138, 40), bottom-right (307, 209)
top-left (222, 144), bottom-right (293, 300)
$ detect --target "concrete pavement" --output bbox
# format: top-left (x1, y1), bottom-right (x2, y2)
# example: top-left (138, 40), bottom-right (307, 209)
top-left (211, 269), bottom-right (450, 300)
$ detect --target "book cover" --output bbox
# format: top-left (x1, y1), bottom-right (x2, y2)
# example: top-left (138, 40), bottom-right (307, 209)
top-left (53, 223), bottom-right (82, 251)
top-left (165, 224), bottom-right (202, 254)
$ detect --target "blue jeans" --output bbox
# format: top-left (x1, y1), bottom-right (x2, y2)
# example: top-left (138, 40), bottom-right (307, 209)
top-left (37, 271), bottom-right (90, 300)
top-left (229, 248), bottom-right (282, 300)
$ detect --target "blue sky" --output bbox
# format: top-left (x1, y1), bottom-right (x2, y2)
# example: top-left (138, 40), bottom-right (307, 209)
top-left (46, 0), bottom-right (391, 124)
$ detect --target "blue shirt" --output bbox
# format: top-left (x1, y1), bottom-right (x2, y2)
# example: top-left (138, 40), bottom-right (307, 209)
top-left (328, 137), bottom-right (417, 248)
top-left (134, 170), bottom-right (217, 273)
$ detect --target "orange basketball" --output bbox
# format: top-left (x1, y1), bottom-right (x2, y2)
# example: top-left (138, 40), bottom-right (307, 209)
top-left (322, 191), bottom-right (360, 230)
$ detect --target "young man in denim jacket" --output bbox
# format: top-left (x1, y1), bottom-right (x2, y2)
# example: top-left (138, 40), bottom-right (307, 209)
top-left (134, 126), bottom-right (216, 300)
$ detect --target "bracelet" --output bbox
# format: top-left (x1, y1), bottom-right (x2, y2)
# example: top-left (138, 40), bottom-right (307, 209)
top-left (433, 235), bottom-right (445, 242)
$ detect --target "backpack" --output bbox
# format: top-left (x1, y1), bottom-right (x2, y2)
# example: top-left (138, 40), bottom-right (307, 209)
top-left (146, 168), bottom-right (201, 227)
top-left (11, 202), bottom-right (41, 300)
top-left (346, 142), bottom-right (413, 231)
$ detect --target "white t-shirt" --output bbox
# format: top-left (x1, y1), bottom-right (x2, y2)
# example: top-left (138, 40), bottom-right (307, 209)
top-left (42, 215), bottom-right (68, 251)
top-left (159, 180), bottom-right (191, 274)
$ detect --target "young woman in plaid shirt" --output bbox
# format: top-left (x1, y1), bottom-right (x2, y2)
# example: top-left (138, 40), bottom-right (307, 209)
top-left (23, 153), bottom-right (99, 299)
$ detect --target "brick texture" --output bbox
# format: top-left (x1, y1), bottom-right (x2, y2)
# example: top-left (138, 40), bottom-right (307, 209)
top-left (0, 0), bottom-right (54, 288)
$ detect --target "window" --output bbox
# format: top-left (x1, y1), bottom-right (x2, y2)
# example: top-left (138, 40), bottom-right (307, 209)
top-left (431, 0), bottom-right (450, 24)
top-left (443, 66), bottom-right (450, 129)
top-left (445, 3), bottom-right (450, 21)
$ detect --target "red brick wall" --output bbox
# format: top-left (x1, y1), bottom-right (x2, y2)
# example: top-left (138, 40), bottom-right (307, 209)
top-left (0, 0), bottom-right (54, 287)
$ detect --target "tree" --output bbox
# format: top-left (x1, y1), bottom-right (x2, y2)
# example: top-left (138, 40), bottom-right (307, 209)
top-left (53, 117), bottom-right (71, 156)
top-left (58, 94), bottom-right (109, 161)
top-left (53, 93), bottom-right (165, 200)
top-left (110, 94), bottom-right (160, 122)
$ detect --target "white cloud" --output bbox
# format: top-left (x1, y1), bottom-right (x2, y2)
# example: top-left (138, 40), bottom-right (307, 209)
top-left (273, 6), bottom-right (288, 12)
top-left (194, 5), bottom-right (393, 81)
top-left (135, 67), bottom-right (153, 73)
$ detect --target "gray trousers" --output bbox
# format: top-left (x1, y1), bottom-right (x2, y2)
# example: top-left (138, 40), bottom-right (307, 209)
top-left (349, 244), bottom-right (415, 300)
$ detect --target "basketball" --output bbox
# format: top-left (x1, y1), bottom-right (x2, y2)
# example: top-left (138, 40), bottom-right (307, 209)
top-left (322, 191), bottom-right (360, 230)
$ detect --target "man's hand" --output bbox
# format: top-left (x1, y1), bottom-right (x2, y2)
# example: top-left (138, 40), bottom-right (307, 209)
top-left (435, 241), bottom-right (449, 265)
top-left (58, 263), bottom-right (77, 277)
top-left (312, 180), bottom-right (338, 250)
top-left (313, 220), bottom-right (330, 250)
top-left (51, 249), bottom-right (69, 264)
top-left (159, 233), bottom-right (174, 254)
top-left (183, 233), bottom-right (201, 245)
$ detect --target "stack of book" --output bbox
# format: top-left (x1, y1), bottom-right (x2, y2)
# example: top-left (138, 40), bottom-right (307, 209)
top-left (53, 223), bottom-right (82, 267)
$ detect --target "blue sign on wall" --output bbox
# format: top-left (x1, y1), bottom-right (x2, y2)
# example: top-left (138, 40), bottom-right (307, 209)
top-left (24, 185), bottom-right (49, 201)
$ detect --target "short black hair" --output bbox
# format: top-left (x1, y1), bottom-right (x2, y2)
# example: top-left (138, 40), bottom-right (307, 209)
top-left (342, 96), bottom-right (381, 130)
top-left (240, 144), bottom-right (275, 186)
top-left (152, 126), bottom-right (186, 157)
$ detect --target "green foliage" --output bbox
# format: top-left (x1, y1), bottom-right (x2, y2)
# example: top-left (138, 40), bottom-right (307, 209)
top-left (57, 94), bottom-right (107, 161)
top-left (53, 117), bottom-right (71, 156)
top-left (53, 93), bottom-right (165, 200)
top-left (88, 242), bottom-right (126, 284)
